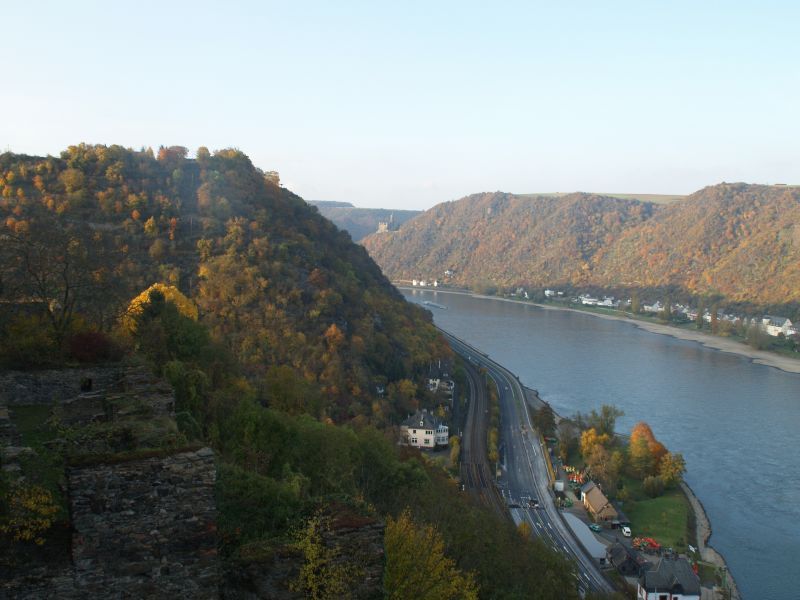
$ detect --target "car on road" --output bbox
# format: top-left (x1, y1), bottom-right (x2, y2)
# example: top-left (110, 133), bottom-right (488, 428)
top-left (589, 524), bottom-right (602, 532)
top-left (621, 526), bottom-right (631, 537)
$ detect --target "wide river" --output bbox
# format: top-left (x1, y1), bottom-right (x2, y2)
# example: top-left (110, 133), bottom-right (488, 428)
top-left (404, 288), bottom-right (800, 600)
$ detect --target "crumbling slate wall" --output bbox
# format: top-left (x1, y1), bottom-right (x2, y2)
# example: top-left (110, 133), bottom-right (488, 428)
top-left (0, 367), bottom-right (123, 406)
top-left (68, 447), bottom-right (219, 599)
top-left (1, 447), bottom-right (219, 599)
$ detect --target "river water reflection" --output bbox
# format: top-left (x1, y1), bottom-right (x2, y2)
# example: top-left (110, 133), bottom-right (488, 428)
top-left (404, 288), bottom-right (800, 599)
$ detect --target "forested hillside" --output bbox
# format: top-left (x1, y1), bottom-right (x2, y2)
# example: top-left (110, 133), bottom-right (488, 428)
top-left (308, 200), bottom-right (421, 241)
top-left (0, 144), bottom-right (446, 423)
top-left (363, 185), bottom-right (800, 307)
top-left (591, 183), bottom-right (800, 304)
top-left (364, 192), bottom-right (656, 290)
top-left (0, 145), bottom-right (586, 598)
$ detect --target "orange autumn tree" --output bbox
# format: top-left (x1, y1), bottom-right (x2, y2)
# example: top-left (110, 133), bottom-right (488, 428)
top-left (122, 283), bottom-right (198, 333)
top-left (629, 422), bottom-right (668, 479)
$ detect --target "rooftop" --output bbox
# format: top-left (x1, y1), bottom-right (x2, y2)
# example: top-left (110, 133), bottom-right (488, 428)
top-left (641, 557), bottom-right (700, 596)
top-left (401, 409), bottom-right (443, 430)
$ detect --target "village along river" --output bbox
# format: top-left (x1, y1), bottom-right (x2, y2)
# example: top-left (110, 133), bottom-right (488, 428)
top-left (404, 288), bottom-right (800, 600)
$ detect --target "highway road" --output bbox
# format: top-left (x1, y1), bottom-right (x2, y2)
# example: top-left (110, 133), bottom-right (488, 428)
top-left (441, 329), bottom-right (614, 596)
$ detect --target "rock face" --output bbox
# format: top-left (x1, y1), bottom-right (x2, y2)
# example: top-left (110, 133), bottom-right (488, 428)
top-left (69, 448), bottom-right (218, 599)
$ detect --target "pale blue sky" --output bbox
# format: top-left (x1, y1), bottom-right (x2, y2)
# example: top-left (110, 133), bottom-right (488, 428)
top-left (2, 1), bottom-right (798, 209)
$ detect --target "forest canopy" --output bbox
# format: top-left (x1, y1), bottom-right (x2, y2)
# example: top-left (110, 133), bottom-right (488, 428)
top-left (0, 144), bottom-right (449, 422)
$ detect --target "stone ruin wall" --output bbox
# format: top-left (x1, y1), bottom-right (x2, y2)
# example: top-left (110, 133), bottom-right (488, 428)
top-left (1, 366), bottom-right (219, 599)
top-left (1, 366), bottom-right (386, 599)
top-left (68, 448), bottom-right (218, 599)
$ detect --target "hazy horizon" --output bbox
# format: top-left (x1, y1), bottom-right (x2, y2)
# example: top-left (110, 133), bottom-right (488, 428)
top-left (3, 2), bottom-right (798, 210)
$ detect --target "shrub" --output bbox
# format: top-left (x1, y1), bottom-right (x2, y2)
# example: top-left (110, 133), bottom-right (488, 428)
top-left (0, 315), bottom-right (60, 368)
top-left (643, 475), bottom-right (665, 498)
top-left (66, 331), bottom-right (123, 363)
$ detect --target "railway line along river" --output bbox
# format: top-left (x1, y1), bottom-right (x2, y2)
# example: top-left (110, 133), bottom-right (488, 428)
top-left (403, 288), bottom-right (800, 600)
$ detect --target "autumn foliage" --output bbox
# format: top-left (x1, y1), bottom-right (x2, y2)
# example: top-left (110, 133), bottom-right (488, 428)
top-left (364, 184), bottom-right (800, 309)
top-left (384, 509), bottom-right (479, 600)
top-left (0, 144), bottom-right (449, 422)
top-left (630, 422), bottom-right (668, 472)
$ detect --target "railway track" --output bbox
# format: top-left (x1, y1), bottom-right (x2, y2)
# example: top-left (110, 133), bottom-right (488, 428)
top-left (459, 358), bottom-right (507, 516)
top-left (443, 328), bottom-right (615, 596)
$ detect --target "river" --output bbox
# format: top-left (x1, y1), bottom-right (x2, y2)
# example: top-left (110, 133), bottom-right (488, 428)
top-left (404, 288), bottom-right (800, 600)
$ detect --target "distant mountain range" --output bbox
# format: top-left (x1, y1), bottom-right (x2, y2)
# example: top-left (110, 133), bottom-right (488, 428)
top-left (308, 200), bottom-right (421, 241)
top-left (362, 183), bottom-right (800, 307)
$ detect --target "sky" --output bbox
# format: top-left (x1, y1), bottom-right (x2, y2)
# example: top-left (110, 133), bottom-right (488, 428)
top-left (2, 1), bottom-right (798, 210)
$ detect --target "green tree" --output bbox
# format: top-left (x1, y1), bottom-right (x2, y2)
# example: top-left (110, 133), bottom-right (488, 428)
top-left (264, 364), bottom-right (321, 417)
top-left (710, 303), bottom-right (719, 334)
top-left (586, 404), bottom-right (624, 437)
top-left (642, 475), bottom-right (665, 498)
top-left (291, 512), bottom-right (362, 600)
top-left (630, 293), bottom-right (641, 314)
top-left (746, 322), bottom-right (771, 350)
top-left (610, 450), bottom-right (626, 480)
top-left (1, 218), bottom-right (121, 342)
top-left (384, 509), bottom-right (478, 600)
top-left (628, 435), bottom-right (654, 479)
top-left (449, 435), bottom-right (461, 468)
top-left (532, 404), bottom-right (556, 437)
top-left (580, 428), bottom-right (609, 460)
top-left (144, 216), bottom-right (158, 237)
top-left (658, 452), bottom-right (686, 488)
top-left (587, 443), bottom-right (617, 492)
top-left (659, 297), bottom-right (672, 322)
top-left (695, 299), bottom-right (705, 330)
top-left (629, 422), bottom-right (667, 478)
top-left (557, 420), bottom-right (578, 463)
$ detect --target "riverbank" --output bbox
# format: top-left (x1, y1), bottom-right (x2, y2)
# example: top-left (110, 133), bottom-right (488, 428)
top-left (437, 299), bottom-right (741, 597)
top-left (400, 286), bottom-right (800, 375)
top-left (525, 386), bottom-right (741, 598)
top-left (681, 482), bottom-right (742, 600)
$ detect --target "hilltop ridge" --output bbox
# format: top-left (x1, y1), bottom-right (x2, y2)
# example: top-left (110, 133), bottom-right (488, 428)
top-left (363, 183), bottom-right (800, 308)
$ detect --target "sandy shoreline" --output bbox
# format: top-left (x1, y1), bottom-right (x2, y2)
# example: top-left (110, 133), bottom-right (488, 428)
top-left (400, 286), bottom-right (800, 375)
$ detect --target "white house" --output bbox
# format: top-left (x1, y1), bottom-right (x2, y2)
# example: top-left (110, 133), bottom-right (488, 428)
top-left (434, 422), bottom-right (449, 445)
top-left (597, 297), bottom-right (617, 307)
top-left (400, 409), bottom-right (449, 449)
top-left (762, 316), bottom-right (793, 337)
top-left (637, 557), bottom-right (700, 600)
top-left (643, 301), bottom-right (663, 314)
